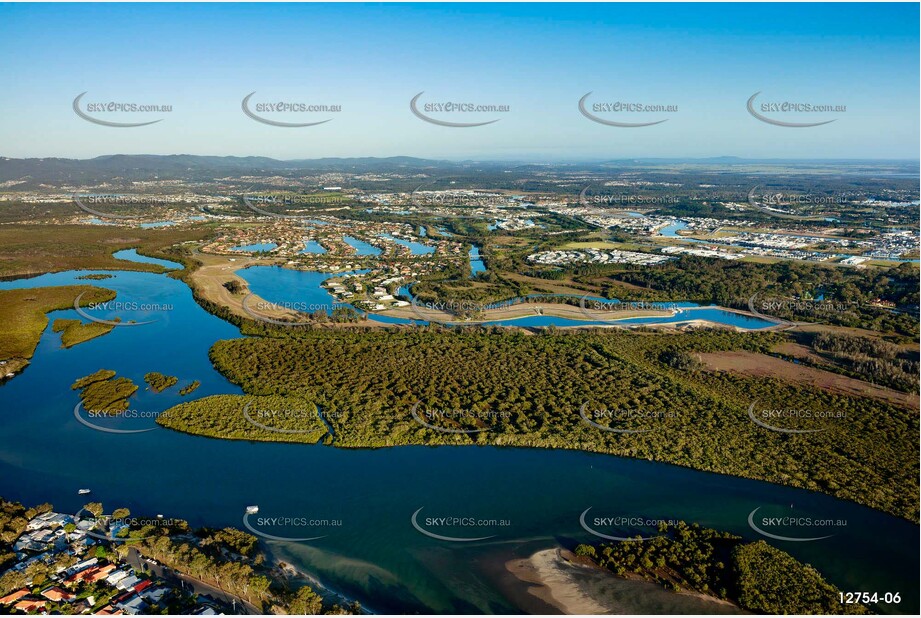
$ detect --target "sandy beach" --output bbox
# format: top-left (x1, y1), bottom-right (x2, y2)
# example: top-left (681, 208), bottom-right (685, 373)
top-left (505, 547), bottom-right (746, 615)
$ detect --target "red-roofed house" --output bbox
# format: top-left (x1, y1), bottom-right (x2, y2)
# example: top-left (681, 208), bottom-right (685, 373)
top-left (0, 589), bottom-right (29, 605)
top-left (86, 563), bottom-right (117, 583)
top-left (133, 580), bottom-right (152, 594)
top-left (42, 586), bottom-right (76, 602)
top-left (14, 598), bottom-right (48, 612)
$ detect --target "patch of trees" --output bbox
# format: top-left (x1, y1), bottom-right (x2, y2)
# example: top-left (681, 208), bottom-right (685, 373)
top-left (223, 280), bottom-right (245, 294)
top-left (612, 257), bottom-right (918, 337)
top-left (812, 333), bottom-right (919, 392)
top-left (72, 370), bottom-right (138, 413)
top-left (144, 372), bottom-right (179, 393)
top-left (575, 521), bottom-right (868, 614)
top-left (162, 328), bottom-right (918, 520)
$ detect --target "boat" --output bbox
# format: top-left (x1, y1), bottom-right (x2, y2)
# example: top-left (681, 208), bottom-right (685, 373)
top-left (77, 489), bottom-right (91, 495)
top-left (245, 505), bottom-right (259, 515)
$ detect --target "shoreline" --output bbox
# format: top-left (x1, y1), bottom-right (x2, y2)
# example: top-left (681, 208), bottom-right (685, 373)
top-left (263, 544), bottom-right (370, 614)
top-left (184, 252), bottom-right (776, 331)
top-left (504, 547), bottom-right (746, 615)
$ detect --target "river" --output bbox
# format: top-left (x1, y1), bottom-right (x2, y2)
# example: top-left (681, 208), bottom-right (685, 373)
top-left (0, 251), bottom-right (916, 614)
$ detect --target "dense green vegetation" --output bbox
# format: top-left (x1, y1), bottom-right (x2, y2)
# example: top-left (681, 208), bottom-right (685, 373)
top-left (606, 257), bottom-right (918, 337)
top-left (810, 332), bottom-right (919, 392)
top-left (71, 369), bottom-right (138, 414)
top-left (75, 273), bottom-right (114, 280)
top-left (179, 380), bottom-right (201, 396)
top-left (144, 372), bottom-right (179, 393)
top-left (0, 285), bottom-right (116, 381)
top-left (161, 328), bottom-right (917, 519)
top-left (71, 369), bottom-right (116, 390)
top-left (52, 318), bottom-right (114, 348)
top-left (160, 395), bottom-right (327, 443)
top-left (574, 522), bottom-right (866, 614)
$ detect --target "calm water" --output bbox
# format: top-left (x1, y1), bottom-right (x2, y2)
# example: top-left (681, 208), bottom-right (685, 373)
top-left (657, 220), bottom-right (707, 243)
top-left (343, 235), bottom-right (382, 256)
top-left (380, 234), bottom-right (435, 255)
top-left (113, 248), bottom-right (181, 270)
top-left (238, 267), bottom-right (774, 330)
top-left (469, 245), bottom-right (487, 276)
top-left (301, 240), bottom-right (328, 254)
top-left (0, 258), bottom-right (917, 614)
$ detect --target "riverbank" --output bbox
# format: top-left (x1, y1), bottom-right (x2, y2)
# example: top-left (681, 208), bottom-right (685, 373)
top-left (186, 252), bottom-right (779, 331)
top-left (504, 547), bottom-right (745, 614)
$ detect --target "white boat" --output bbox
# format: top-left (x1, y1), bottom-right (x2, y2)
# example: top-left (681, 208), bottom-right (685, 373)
top-left (245, 505), bottom-right (259, 515)
top-left (77, 489), bottom-right (91, 495)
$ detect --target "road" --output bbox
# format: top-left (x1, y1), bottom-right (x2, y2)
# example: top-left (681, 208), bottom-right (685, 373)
top-left (126, 547), bottom-right (261, 614)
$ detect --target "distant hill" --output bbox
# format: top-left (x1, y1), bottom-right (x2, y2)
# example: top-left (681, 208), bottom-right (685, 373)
top-left (0, 154), bottom-right (459, 184)
top-left (0, 154), bottom-right (916, 186)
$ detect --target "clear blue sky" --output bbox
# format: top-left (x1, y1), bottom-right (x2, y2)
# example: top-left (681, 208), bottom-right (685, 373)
top-left (0, 2), bottom-right (917, 160)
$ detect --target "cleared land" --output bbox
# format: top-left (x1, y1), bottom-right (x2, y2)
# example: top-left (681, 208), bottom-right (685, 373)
top-left (697, 350), bottom-right (918, 411)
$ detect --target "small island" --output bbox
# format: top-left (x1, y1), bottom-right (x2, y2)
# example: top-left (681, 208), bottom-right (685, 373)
top-left (178, 380), bottom-right (201, 396)
top-left (52, 318), bottom-right (115, 349)
top-left (144, 372), bottom-right (179, 393)
top-left (71, 369), bottom-right (138, 414)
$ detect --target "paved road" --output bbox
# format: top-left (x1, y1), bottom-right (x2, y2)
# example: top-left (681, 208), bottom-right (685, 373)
top-left (127, 548), bottom-right (261, 614)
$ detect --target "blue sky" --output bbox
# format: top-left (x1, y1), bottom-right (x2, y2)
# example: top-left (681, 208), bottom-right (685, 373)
top-left (0, 2), bottom-right (917, 160)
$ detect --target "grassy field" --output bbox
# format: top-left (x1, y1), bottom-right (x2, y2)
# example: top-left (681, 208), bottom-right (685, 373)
top-left (0, 224), bottom-right (211, 278)
top-left (0, 285), bottom-right (116, 379)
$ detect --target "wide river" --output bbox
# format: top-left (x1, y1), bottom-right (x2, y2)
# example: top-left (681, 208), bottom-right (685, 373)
top-left (0, 251), bottom-right (917, 614)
